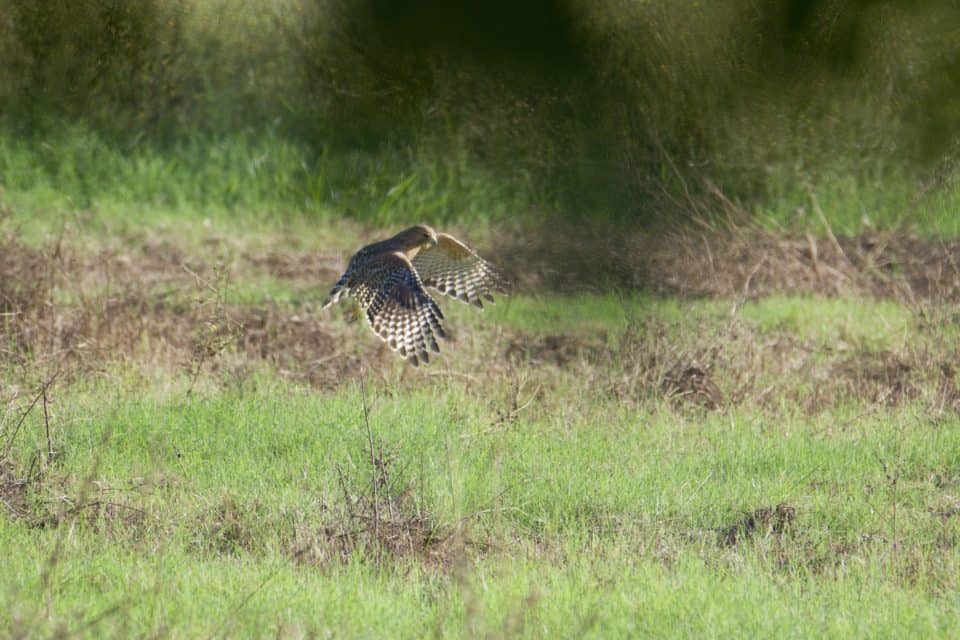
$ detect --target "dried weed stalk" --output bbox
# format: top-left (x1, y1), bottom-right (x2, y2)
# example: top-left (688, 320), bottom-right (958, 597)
top-left (183, 263), bottom-right (244, 395)
top-left (291, 371), bottom-right (446, 567)
top-left (496, 222), bottom-right (960, 305)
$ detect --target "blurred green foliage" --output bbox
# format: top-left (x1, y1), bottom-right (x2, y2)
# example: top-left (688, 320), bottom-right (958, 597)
top-left (0, 0), bottom-right (957, 228)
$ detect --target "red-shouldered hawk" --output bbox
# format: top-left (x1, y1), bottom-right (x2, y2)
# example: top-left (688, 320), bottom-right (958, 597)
top-left (322, 225), bottom-right (505, 365)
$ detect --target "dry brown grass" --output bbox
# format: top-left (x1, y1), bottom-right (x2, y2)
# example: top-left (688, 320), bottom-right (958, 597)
top-left (289, 444), bottom-right (455, 569)
top-left (2, 222), bottom-right (959, 420)
top-left (190, 496), bottom-right (266, 556)
top-left (496, 223), bottom-right (960, 303)
top-left (719, 502), bottom-right (796, 547)
top-left (0, 455), bottom-right (31, 521)
top-left (0, 226), bottom-right (369, 390)
top-left (502, 314), bottom-right (960, 418)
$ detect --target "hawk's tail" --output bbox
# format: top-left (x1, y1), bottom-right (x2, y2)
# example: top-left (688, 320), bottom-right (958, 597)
top-left (322, 273), bottom-right (350, 308)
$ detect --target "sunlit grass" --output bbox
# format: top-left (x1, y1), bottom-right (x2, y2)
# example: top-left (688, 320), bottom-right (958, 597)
top-left (738, 297), bottom-right (916, 348)
top-left (0, 127), bottom-right (531, 232)
top-left (755, 170), bottom-right (960, 238)
top-left (3, 362), bottom-right (960, 636)
top-left (3, 124), bottom-right (959, 236)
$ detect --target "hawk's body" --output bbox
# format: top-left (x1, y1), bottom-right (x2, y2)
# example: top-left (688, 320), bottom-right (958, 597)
top-left (322, 225), bottom-right (503, 365)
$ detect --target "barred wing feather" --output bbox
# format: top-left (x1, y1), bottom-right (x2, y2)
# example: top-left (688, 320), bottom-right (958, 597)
top-left (412, 233), bottom-right (503, 308)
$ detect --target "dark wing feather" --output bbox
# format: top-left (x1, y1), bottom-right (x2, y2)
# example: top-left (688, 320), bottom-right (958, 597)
top-left (350, 253), bottom-right (446, 365)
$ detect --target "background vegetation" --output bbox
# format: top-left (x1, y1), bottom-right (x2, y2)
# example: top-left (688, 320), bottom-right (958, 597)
top-left (1, 0), bottom-right (958, 230)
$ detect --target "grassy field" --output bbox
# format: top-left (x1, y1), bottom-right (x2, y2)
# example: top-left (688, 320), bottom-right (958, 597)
top-left (2, 1), bottom-right (960, 636)
top-left (2, 206), bottom-right (960, 638)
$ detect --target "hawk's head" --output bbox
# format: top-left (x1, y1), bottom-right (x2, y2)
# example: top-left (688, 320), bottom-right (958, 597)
top-left (396, 224), bottom-right (438, 250)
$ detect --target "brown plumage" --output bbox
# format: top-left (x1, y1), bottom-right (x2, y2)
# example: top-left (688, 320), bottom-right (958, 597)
top-left (322, 225), bottom-right (504, 365)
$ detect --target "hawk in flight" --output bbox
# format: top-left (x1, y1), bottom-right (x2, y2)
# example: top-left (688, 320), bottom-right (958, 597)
top-left (322, 225), bottom-right (504, 365)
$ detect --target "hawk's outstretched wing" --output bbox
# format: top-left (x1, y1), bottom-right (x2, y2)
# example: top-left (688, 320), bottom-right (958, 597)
top-left (412, 233), bottom-right (504, 308)
top-left (350, 253), bottom-right (446, 366)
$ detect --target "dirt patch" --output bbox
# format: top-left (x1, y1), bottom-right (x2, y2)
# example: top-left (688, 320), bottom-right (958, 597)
top-left (0, 456), bottom-right (30, 520)
top-left (501, 326), bottom-right (735, 411)
top-left (929, 493), bottom-right (960, 521)
top-left (3, 222), bottom-right (959, 411)
top-left (191, 497), bottom-right (265, 555)
top-left (242, 249), bottom-right (342, 284)
top-left (496, 224), bottom-right (960, 303)
top-left (0, 227), bottom-right (374, 390)
top-left (233, 307), bottom-right (375, 389)
top-left (719, 503), bottom-right (796, 547)
top-left (500, 317), bottom-right (956, 415)
top-left (290, 447), bottom-right (451, 568)
top-left (935, 364), bottom-right (960, 415)
top-left (0, 236), bottom-right (53, 316)
top-left (504, 333), bottom-right (607, 367)
top-left (291, 495), bottom-right (444, 568)
top-left (829, 351), bottom-right (919, 406)
top-left (600, 320), bottom-right (757, 410)
top-left (32, 497), bottom-right (150, 538)
top-left (661, 362), bottom-right (723, 410)
top-left (0, 453), bottom-right (151, 538)
top-left (0, 235), bottom-right (57, 365)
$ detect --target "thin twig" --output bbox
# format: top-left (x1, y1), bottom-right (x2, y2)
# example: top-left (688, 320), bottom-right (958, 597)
top-left (359, 363), bottom-right (380, 551)
top-left (181, 263), bottom-right (220, 294)
top-left (204, 569), bottom-right (279, 640)
top-left (2, 370), bottom-right (60, 459)
top-left (42, 385), bottom-right (54, 460)
top-left (67, 600), bottom-right (131, 637)
top-left (335, 463), bottom-right (357, 552)
top-left (729, 256), bottom-right (767, 317)
top-left (807, 184), bottom-right (850, 265)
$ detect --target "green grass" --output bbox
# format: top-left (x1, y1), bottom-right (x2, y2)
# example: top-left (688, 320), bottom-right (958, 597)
top-left (481, 294), bottom-right (711, 336)
top-left (755, 172), bottom-right (960, 238)
top-left (0, 126), bottom-right (533, 232)
top-left (4, 370), bottom-right (960, 637)
top-left (3, 123), bottom-right (959, 235)
top-left (738, 297), bottom-right (916, 347)
top-left (224, 277), bottom-right (326, 307)
top-left (468, 293), bottom-right (918, 353)
top-left (6, 528), bottom-right (960, 638)
top-left (4, 258), bottom-right (960, 637)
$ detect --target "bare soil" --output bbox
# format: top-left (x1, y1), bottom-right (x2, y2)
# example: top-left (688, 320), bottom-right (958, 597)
top-left (2, 225), bottom-right (959, 417)
top-left (496, 224), bottom-right (960, 303)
